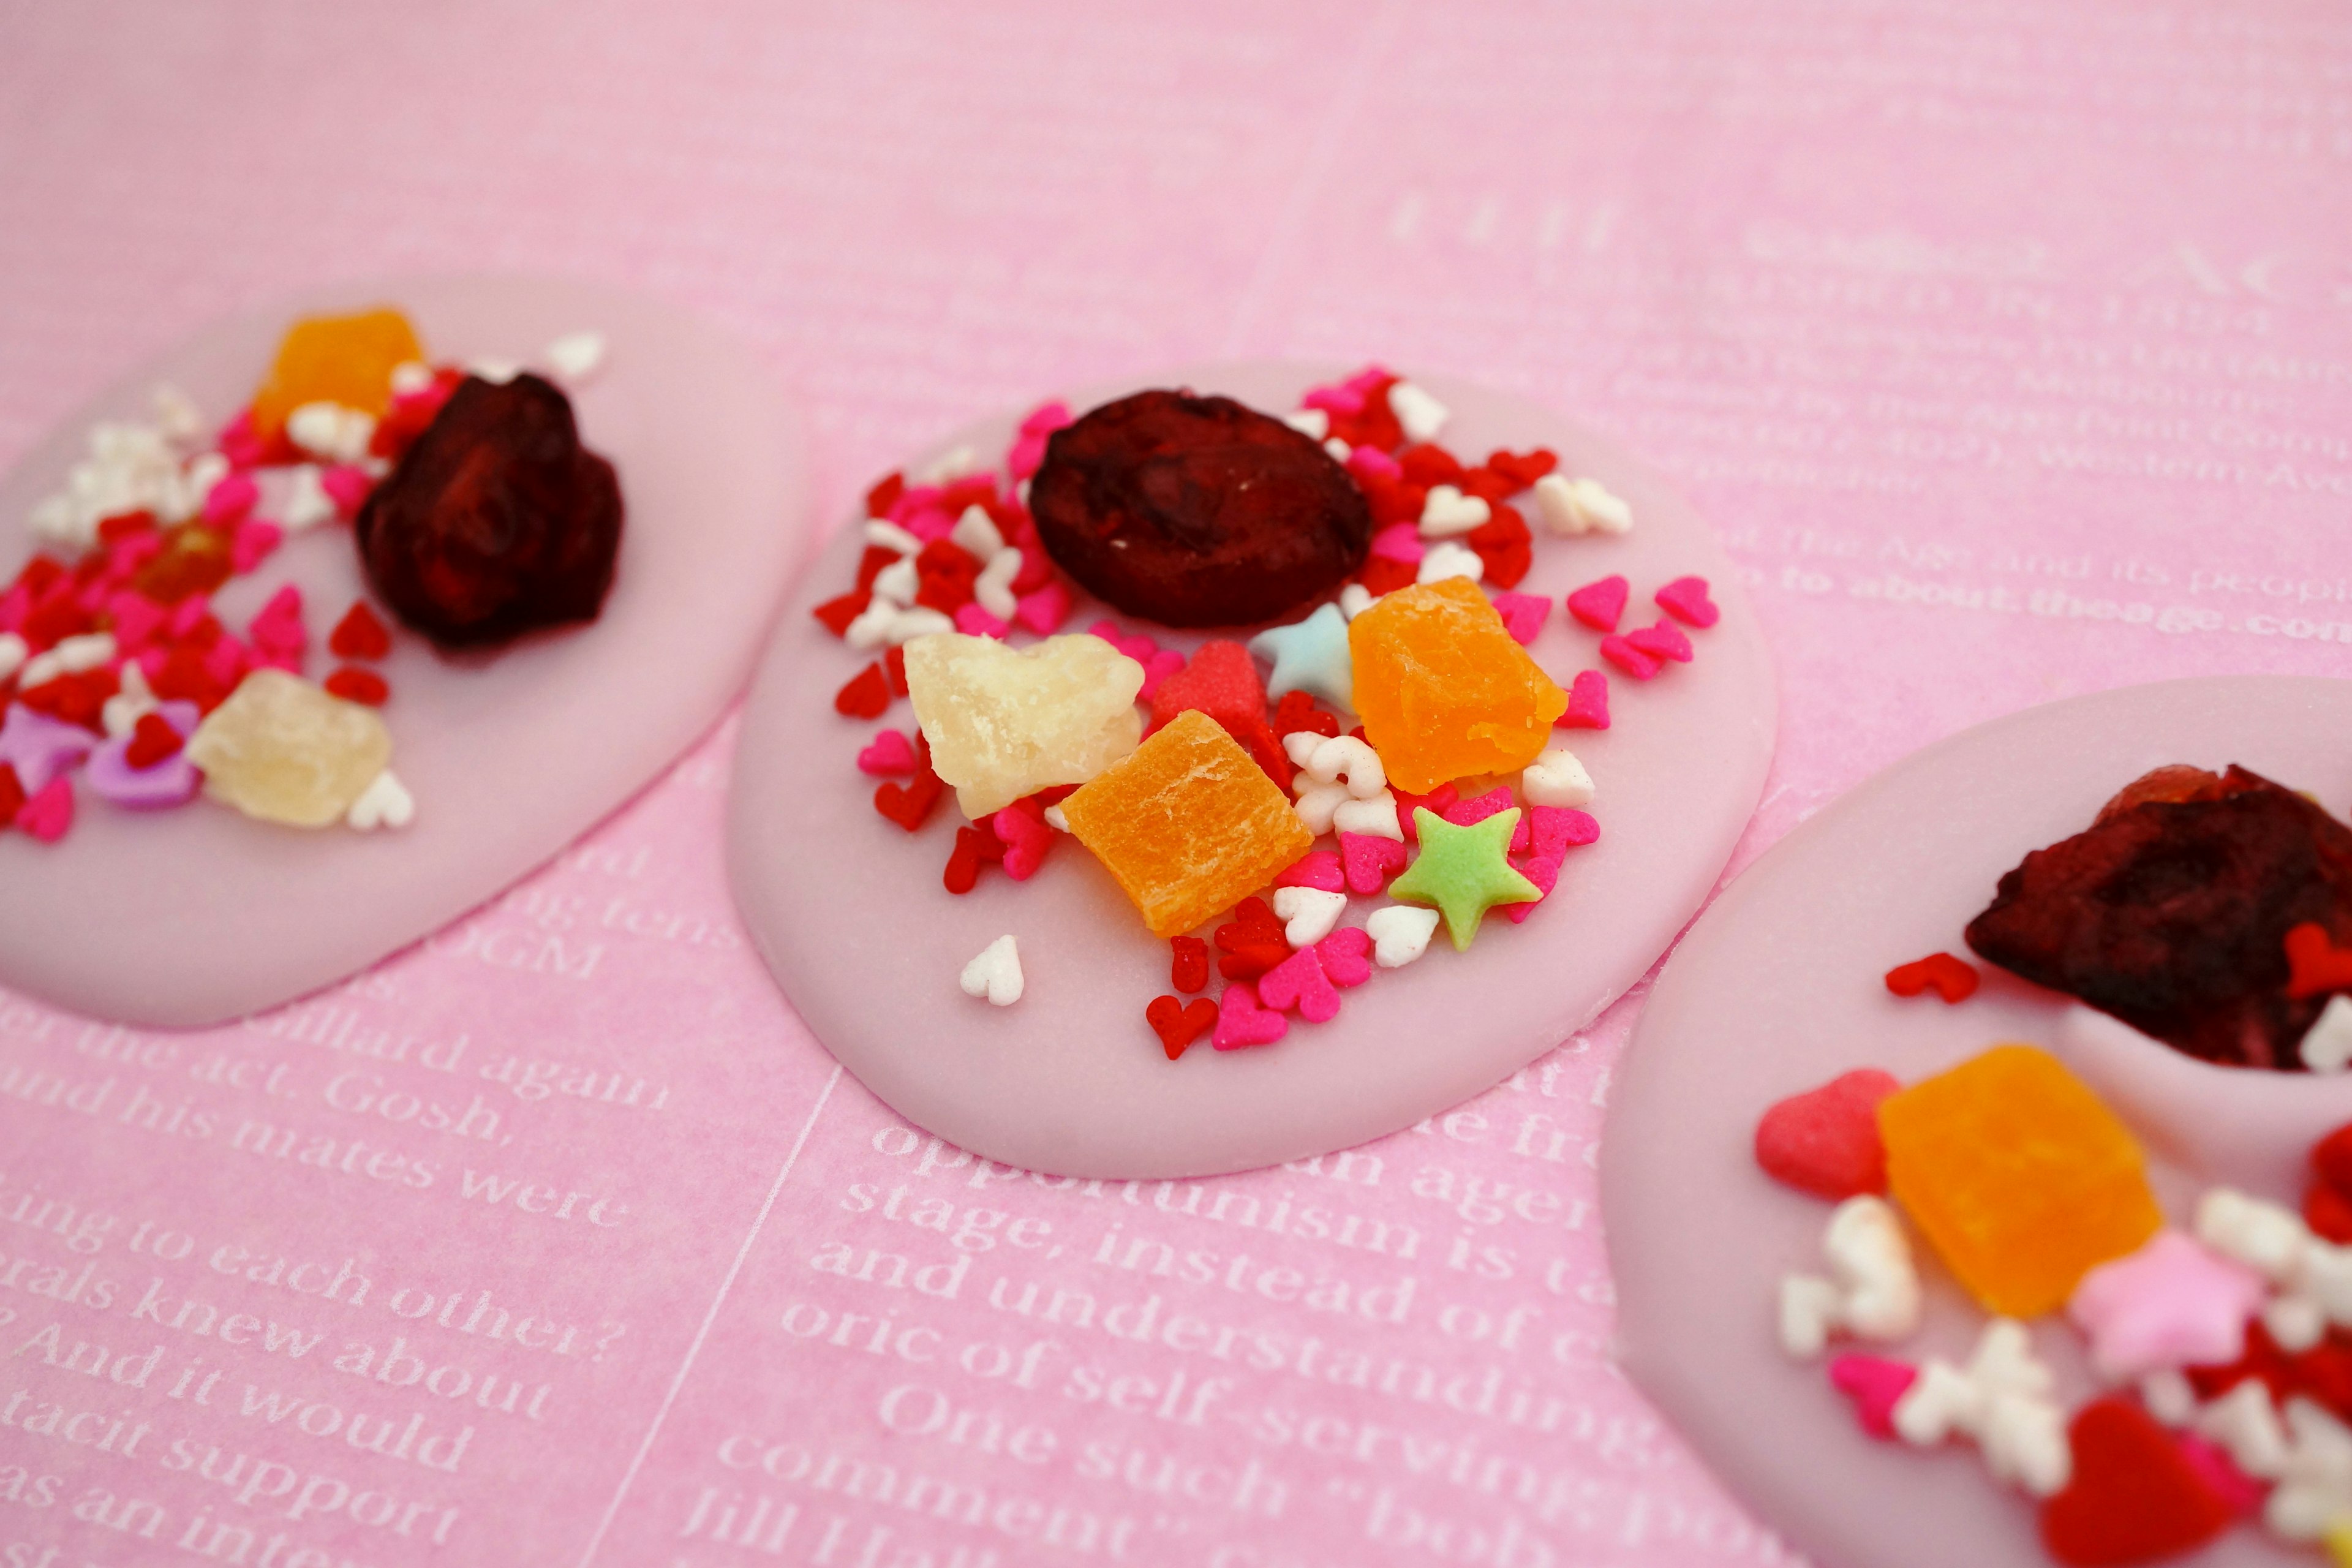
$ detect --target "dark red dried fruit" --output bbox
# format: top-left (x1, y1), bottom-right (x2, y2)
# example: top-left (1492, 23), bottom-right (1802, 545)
top-left (1028, 390), bottom-right (1371, 628)
top-left (354, 374), bottom-right (622, 650)
top-left (1965, 765), bottom-right (2352, 1069)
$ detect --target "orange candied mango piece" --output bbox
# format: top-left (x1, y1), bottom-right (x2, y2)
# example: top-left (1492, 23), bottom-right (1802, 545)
top-left (1879, 1044), bottom-right (2163, 1318)
top-left (248, 307), bottom-right (425, 445)
top-left (1062, 709), bottom-right (1313, 940)
top-left (1348, 578), bottom-right (1567, 795)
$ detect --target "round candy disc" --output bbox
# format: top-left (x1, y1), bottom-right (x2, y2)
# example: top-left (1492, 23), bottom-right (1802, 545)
top-left (1605, 676), bottom-right (2352, 1568)
top-left (731, 363), bottom-right (1774, 1178)
top-left (0, 276), bottom-right (805, 1026)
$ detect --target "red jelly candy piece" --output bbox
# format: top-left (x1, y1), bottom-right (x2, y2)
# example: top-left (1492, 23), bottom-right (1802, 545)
top-left (1028, 390), bottom-right (1371, 627)
top-left (1213, 897), bottom-right (1291, 982)
top-left (1466, 502), bottom-right (1532, 590)
top-left (813, 589), bottom-right (870, 638)
top-left (1754, 1069), bottom-right (1902, 1200)
top-left (355, 374), bottom-right (622, 649)
top-left (835, 663), bottom-right (891, 719)
top-left (2038, 1399), bottom-right (2233, 1567)
top-left (1150, 641), bottom-right (1287, 786)
top-left (1170, 936), bottom-right (1209, 995)
top-left (0, 763), bottom-right (23, 830)
top-left (1883, 952), bottom-right (1979, 1003)
top-left (1146, 995), bottom-right (1219, 1061)
top-left (328, 601), bottom-right (392, 662)
top-left (1273, 688), bottom-right (1341, 741)
top-left (324, 666), bottom-right (390, 706)
top-left (124, 711), bottom-right (185, 770)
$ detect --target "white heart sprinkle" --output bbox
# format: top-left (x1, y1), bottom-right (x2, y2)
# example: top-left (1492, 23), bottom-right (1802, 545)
top-left (1285, 407), bottom-right (1330, 441)
top-left (346, 769), bottom-right (415, 832)
top-left (1521, 748), bottom-right (1595, 809)
top-left (1417, 484), bottom-right (1491, 538)
top-left (1387, 380), bottom-right (1450, 444)
top-left (545, 330), bottom-right (606, 383)
top-left (1366, 905), bottom-right (1441, 968)
top-left (1272, 887), bottom-right (1348, 948)
top-left (1417, 541), bottom-right (1485, 586)
top-left (959, 935), bottom-right (1024, 1006)
top-left (951, 503), bottom-right (1005, 560)
top-left (1331, 792), bottom-right (1403, 842)
top-left (1534, 473), bottom-right (1633, 537)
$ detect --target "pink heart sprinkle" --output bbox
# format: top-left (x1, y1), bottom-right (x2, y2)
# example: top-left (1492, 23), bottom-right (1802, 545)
top-left (954, 603), bottom-right (1008, 638)
top-left (167, 595), bottom-right (213, 639)
top-left (1019, 401), bottom-right (1073, 439)
top-left (1347, 445), bottom-right (1402, 483)
top-left (1011, 545), bottom-right (1055, 594)
top-left (1394, 785), bottom-right (1457, 842)
top-left (990, 804), bottom-right (1053, 881)
top-left (105, 531), bottom-right (162, 581)
top-left (203, 472), bottom-right (258, 527)
top-left (15, 775), bottom-right (74, 843)
top-left (1502, 855), bottom-right (1559, 924)
top-left (1213, 981), bottom-right (1289, 1050)
top-left (2175, 1433), bottom-right (2265, 1517)
top-left (886, 484), bottom-right (942, 524)
top-left (1370, 524), bottom-right (1425, 564)
top-left (900, 506), bottom-right (957, 544)
top-left (1655, 575), bottom-right (1720, 629)
top-left (1566, 575), bottom-right (1629, 633)
top-left (1625, 617), bottom-right (1694, 663)
top-left (1015, 582), bottom-right (1071, 635)
top-left (108, 592), bottom-right (164, 653)
top-left (1316, 926), bottom-right (1373, 989)
top-left (1303, 384), bottom-right (1367, 417)
top-left (1443, 788), bottom-right (1529, 854)
top-left (249, 584), bottom-right (306, 655)
top-left (856, 729), bottom-right (918, 776)
top-left (202, 635), bottom-right (247, 687)
top-left (0, 583), bottom-right (27, 633)
top-left (1256, 947), bottom-right (1341, 1024)
top-left (1600, 635), bottom-right (1662, 680)
top-left (1340, 832), bottom-right (1408, 894)
top-left (230, 519), bottom-right (282, 574)
top-left (1276, 851), bottom-right (1345, 892)
top-left (217, 409), bottom-right (266, 470)
top-left (1490, 590), bottom-right (1550, 645)
top-left (320, 465), bottom-right (374, 513)
top-left (1559, 669), bottom-right (1610, 729)
top-left (1005, 434), bottom-right (1048, 481)
top-left (1137, 649), bottom-right (1185, 703)
top-left (1088, 619), bottom-right (1155, 663)
top-left (1528, 806), bottom-right (1599, 862)
top-left (1826, 1354), bottom-right (1917, 1441)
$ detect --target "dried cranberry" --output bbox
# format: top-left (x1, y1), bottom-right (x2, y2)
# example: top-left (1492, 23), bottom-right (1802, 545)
top-left (1965, 765), bottom-right (2352, 1069)
top-left (354, 374), bottom-right (622, 650)
top-left (1028, 390), bottom-right (1370, 628)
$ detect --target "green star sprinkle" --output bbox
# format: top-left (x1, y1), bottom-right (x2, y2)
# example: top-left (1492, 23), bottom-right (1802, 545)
top-left (1387, 807), bottom-right (1541, 951)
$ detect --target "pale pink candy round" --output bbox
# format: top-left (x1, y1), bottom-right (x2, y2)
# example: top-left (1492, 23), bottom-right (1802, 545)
top-left (0, 276), bottom-right (806, 1027)
top-left (1607, 675), bottom-right (2352, 1568)
top-left (731, 364), bottom-right (1776, 1180)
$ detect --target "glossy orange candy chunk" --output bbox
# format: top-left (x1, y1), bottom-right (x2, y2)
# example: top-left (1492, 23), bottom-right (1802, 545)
top-left (1063, 709), bottom-right (1313, 940)
top-left (1879, 1044), bottom-right (2162, 1317)
top-left (249, 308), bottom-right (424, 445)
top-left (1348, 579), bottom-right (1567, 795)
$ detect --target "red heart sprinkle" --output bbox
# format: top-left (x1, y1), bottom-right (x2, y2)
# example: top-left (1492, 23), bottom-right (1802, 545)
top-left (1566, 575), bottom-right (1629, 633)
top-left (1147, 995), bottom-right (1218, 1060)
top-left (2038, 1399), bottom-right (2233, 1567)
top-left (0, 763), bottom-right (24, 830)
top-left (812, 589), bottom-right (870, 638)
top-left (1654, 575), bottom-right (1721, 628)
top-left (943, 820), bottom-right (1005, 895)
top-left (1170, 937), bottom-right (1208, 995)
top-left (866, 472), bottom-right (905, 518)
top-left (1357, 556), bottom-right (1418, 597)
top-left (885, 645), bottom-right (909, 695)
top-left (1272, 688), bottom-right (1341, 740)
top-left (835, 663), bottom-right (891, 719)
top-left (1884, 952), bottom-right (1980, 1003)
top-left (1213, 897), bottom-right (1291, 982)
top-left (124, 711), bottom-right (184, 769)
top-left (328, 600), bottom-right (392, 660)
top-left (1483, 447), bottom-right (1557, 490)
top-left (1754, 1068), bottom-right (1902, 1200)
top-left (324, 666), bottom-right (390, 706)
top-left (872, 769), bottom-right (941, 833)
top-left (2285, 922), bottom-right (2352, 1000)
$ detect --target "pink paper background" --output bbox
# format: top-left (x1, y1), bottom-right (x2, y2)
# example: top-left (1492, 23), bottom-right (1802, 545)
top-left (1, 4), bottom-right (2348, 1566)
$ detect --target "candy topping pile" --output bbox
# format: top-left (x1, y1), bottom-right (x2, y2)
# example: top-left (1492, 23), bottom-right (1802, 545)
top-left (1760, 769), bottom-right (2352, 1564)
top-left (816, 367), bottom-right (1725, 1058)
top-left (1, 307), bottom-right (617, 845)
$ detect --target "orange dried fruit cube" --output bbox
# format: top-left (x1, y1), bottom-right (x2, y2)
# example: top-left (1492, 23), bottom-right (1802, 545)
top-left (1879, 1044), bottom-right (2163, 1317)
top-left (249, 307), bottom-right (425, 445)
top-left (1063, 708), bottom-right (1314, 940)
top-left (1348, 578), bottom-right (1567, 794)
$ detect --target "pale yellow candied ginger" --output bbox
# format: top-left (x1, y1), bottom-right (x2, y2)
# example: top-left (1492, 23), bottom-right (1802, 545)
top-left (903, 632), bottom-right (1145, 819)
top-left (1062, 709), bottom-right (1314, 940)
top-left (186, 669), bottom-right (393, 828)
top-left (1349, 579), bottom-right (1568, 795)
